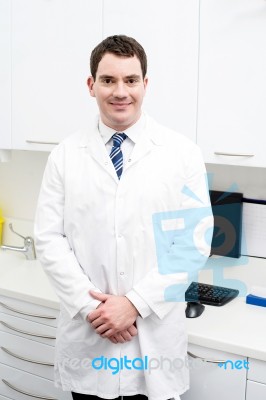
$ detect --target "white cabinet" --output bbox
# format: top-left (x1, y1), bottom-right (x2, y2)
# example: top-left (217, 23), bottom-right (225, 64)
top-left (0, 0), bottom-right (11, 149)
top-left (181, 343), bottom-right (247, 400)
top-left (103, 0), bottom-right (199, 142)
top-left (11, 0), bottom-right (103, 151)
top-left (0, 363), bottom-right (71, 400)
top-left (0, 295), bottom-right (71, 400)
top-left (246, 381), bottom-right (266, 400)
top-left (246, 358), bottom-right (266, 400)
top-left (197, 0), bottom-right (266, 167)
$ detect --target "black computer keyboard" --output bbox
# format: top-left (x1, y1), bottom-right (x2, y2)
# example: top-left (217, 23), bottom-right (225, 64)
top-left (185, 282), bottom-right (239, 306)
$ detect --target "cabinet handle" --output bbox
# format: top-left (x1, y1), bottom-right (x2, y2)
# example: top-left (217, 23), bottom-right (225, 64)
top-left (0, 301), bottom-right (57, 320)
top-left (214, 151), bottom-right (254, 157)
top-left (187, 351), bottom-right (226, 364)
top-left (26, 140), bottom-right (59, 145)
top-left (0, 346), bottom-right (54, 366)
top-left (0, 320), bottom-right (56, 339)
top-left (2, 379), bottom-right (57, 400)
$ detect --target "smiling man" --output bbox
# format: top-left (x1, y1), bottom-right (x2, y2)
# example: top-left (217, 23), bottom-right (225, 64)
top-left (35, 35), bottom-right (213, 400)
top-left (87, 52), bottom-right (148, 131)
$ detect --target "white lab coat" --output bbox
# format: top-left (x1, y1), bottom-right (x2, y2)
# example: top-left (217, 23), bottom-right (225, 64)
top-left (34, 114), bottom-right (213, 400)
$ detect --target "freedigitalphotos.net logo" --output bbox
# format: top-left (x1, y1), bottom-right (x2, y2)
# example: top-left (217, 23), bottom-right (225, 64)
top-left (57, 355), bottom-right (250, 375)
top-left (58, 355), bottom-right (212, 375)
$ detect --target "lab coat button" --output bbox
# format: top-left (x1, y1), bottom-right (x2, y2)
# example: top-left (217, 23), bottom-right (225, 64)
top-left (120, 272), bottom-right (124, 275)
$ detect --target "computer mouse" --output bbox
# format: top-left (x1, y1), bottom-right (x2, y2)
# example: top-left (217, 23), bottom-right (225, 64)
top-left (185, 302), bottom-right (205, 318)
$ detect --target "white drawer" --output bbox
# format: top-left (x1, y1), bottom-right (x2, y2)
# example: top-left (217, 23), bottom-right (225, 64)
top-left (0, 363), bottom-right (72, 400)
top-left (0, 312), bottom-right (56, 346)
top-left (246, 380), bottom-right (266, 400)
top-left (247, 358), bottom-right (266, 384)
top-left (0, 331), bottom-right (54, 380)
top-left (0, 295), bottom-right (58, 327)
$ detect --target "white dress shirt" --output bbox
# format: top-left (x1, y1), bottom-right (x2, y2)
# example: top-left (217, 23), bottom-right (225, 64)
top-left (98, 113), bottom-right (146, 169)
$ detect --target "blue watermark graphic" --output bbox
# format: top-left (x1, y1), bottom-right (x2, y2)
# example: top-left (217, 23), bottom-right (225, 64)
top-left (152, 206), bottom-right (213, 302)
top-left (218, 360), bottom-right (249, 370)
top-left (92, 355), bottom-right (148, 374)
top-left (57, 355), bottom-right (250, 375)
top-left (152, 174), bottom-right (249, 301)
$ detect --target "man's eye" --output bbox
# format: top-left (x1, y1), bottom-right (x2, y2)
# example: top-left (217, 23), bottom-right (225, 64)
top-left (128, 79), bottom-right (138, 84)
top-left (103, 78), bottom-right (113, 84)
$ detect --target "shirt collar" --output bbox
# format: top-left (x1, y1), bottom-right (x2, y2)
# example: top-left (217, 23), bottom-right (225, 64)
top-left (98, 113), bottom-right (146, 145)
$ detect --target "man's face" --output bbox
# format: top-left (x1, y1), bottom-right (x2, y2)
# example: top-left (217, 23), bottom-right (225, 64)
top-left (87, 53), bottom-right (148, 131)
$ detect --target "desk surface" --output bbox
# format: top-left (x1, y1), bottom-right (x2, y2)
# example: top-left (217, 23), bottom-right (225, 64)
top-left (0, 250), bottom-right (266, 361)
top-left (186, 256), bottom-right (266, 361)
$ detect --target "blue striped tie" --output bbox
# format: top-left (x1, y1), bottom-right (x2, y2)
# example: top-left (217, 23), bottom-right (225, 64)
top-left (109, 133), bottom-right (127, 179)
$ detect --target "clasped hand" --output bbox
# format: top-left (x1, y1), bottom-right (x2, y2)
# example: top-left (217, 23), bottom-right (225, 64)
top-left (87, 291), bottom-right (139, 344)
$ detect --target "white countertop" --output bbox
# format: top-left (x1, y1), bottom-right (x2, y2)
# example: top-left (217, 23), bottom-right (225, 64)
top-left (0, 248), bottom-right (266, 361)
top-left (186, 255), bottom-right (266, 361)
top-left (0, 252), bottom-right (60, 310)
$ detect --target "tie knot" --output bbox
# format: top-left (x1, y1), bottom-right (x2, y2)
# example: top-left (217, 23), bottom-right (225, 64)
top-left (112, 133), bottom-right (127, 148)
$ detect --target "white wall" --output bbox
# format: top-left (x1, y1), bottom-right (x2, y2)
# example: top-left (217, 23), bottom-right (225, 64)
top-left (0, 150), bottom-right (49, 220)
top-left (0, 151), bottom-right (266, 222)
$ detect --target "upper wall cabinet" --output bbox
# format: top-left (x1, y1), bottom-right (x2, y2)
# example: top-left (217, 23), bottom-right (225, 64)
top-left (197, 0), bottom-right (266, 167)
top-left (103, 0), bottom-right (199, 142)
top-left (0, 0), bottom-right (11, 149)
top-left (11, 0), bottom-right (103, 151)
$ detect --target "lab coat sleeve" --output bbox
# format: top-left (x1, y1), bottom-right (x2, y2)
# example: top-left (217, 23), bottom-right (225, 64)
top-left (34, 152), bottom-right (102, 320)
top-left (126, 144), bottom-right (213, 320)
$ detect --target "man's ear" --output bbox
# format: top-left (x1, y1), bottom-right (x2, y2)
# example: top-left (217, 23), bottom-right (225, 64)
top-left (87, 76), bottom-right (95, 97)
top-left (143, 76), bottom-right (148, 92)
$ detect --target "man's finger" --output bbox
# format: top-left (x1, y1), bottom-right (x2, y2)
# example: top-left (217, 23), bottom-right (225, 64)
top-left (89, 291), bottom-right (110, 302)
top-left (87, 309), bottom-right (102, 322)
top-left (127, 325), bottom-right (138, 337)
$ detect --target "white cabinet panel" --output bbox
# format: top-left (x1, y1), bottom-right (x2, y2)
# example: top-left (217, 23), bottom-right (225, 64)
top-left (0, 0), bottom-right (11, 149)
top-left (11, 0), bottom-right (103, 150)
top-left (197, 0), bottom-right (266, 167)
top-left (0, 331), bottom-right (54, 380)
top-left (181, 343), bottom-right (247, 400)
top-left (246, 380), bottom-right (266, 400)
top-left (0, 295), bottom-right (71, 399)
top-left (103, 0), bottom-right (199, 141)
top-left (248, 358), bottom-right (266, 384)
top-left (0, 294), bottom-right (58, 327)
top-left (0, 312), bottom-right (56, 346)
top-left (0, 363), bottom-right (72, 400)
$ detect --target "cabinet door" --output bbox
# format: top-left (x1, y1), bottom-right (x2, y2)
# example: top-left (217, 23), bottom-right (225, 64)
top-left (103, 0), bottom-right (199, 142)
top-left (181, 343), bottom-right (247, 400)
top-left (0, 294), bottom-right (59, 327)
top-left (0, 363), bottom-right (72, 400)
top-left (247, 358), bottom-right (266, 384)
top-left (246, 380), bottom-right (266, 400)
top-left (0, 312), bottom-right (56, 346)
top-left (11, 0), bottom-right (102, 150)
top-left (0, 0), bottom-right (11, 149)
top-left (197, 0), bottom-right (266, 167)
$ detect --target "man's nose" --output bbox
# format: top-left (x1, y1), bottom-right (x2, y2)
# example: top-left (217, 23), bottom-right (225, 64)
top-left (113, 82), bottom-right (128, 98)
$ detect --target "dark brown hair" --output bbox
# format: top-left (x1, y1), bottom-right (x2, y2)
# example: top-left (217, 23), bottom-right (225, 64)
top-left (90, 35), bottom-right (147, 80)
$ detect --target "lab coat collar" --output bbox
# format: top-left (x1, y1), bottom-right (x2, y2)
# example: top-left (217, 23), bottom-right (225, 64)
top-left (77, 113), bottom-right (165, 183)
top-left (98, 113), bottom-right (145, 146)
top-left (78, 113), bottom-right (165, 148)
